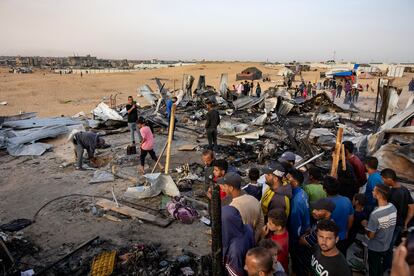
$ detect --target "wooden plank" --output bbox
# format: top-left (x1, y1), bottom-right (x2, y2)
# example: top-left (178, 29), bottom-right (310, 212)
top-left (96, 199), bottom-right (171, 227)
top-left (330, 127), bottom-right (343, 177)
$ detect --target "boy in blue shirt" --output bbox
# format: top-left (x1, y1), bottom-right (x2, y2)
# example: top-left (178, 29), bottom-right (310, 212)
top-left (324, 176), bottom-right (354, 257)
top-left (287, 169), bottom-right (310, 276)
top-left (364, 156), bottom-right (383, 214)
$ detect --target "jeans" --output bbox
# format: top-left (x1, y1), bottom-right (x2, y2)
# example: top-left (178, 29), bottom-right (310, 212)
top-left (128, 123), bottom-right (142, 143)
top-left (206, 128), bottom-right (217, 150)
top-left (368, 249), bottom-right (387, 276)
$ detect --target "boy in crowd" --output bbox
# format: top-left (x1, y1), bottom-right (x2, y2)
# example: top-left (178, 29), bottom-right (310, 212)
top-left (303, 166), bottom-right (327, 204)
top-left (218, 172), bottom-right (264, 242)
top-left (348, 193), bottom-right (368, 244)
top-left (244, 247), bottom-right (274, 276)
top-left (324, 176), bottom-right (354, 256)
top-left (258, 239), bottom-right (287, 275)
top-left (243, 167), bottom-right (262, 201)
top-left (260, 209), bottom-right (289, 273)
top-left (300, 198), bottom-right (336, 273)
top-left (364, 156), bottom-right (384, 214)
top-left (343, 141), bottom-right (366, 188)
top-left (365, 184), bottom-right (397, 276)
top-left (311, 219), bottom-right (352, 276)
top-left (287, 169), bottom-right (310, 276)
top-left (381, 168), bottom-right (414, 271)
top-left (137, 117), bottom-right (163, 174)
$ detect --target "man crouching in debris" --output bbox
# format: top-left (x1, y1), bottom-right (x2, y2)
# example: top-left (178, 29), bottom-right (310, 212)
top-left (72, 131), bottom-right (108, 170)
top-left (205, 100), bottom-right (220, 150)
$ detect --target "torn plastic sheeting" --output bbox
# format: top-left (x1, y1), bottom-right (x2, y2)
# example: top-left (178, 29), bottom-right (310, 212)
top-left (92, 102), bottom-right (124, 121)
top-left (7, 142), bottom-right (52, 156)
top-left (252, 114), bottom-right (267, 126)
top-left (2, 117), bottom-right (80, 130)
top-left (89, 170), bottom-right (115, 184)
top-left (218, 121), bottom-right (249, 136)
top-left (235, 128), bottom-right (265, 140)
top-left (124, 173), bottom-right (180, 199)
top-left (7, 125), bottom-right (69, 145)
top-left (308, 128), bottom-right (334, 139)
top-left (264, 97), bottom-right (278, 112)
top-left (317, 113), bottom-right (340, 123)
top-left (0, 112), bottom-right (37, 125)
top-left (278, 101), bottom-right (294, 116)
top-left (233, 95), bottom-right (265, 110)
top-left (137, 85), bottom-right (159, 106)
top-left (219, 73), bottom-right (228, 95)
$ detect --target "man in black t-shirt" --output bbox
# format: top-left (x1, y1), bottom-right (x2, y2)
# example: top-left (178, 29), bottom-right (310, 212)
top-left (381, 168), bottom-right (414, 270)
top-left (311, 219), bottom-right (352, 276)
top-left (126, 96), bottom-right (141, 144)
top-left (205, 100), bottom-right (220, 150)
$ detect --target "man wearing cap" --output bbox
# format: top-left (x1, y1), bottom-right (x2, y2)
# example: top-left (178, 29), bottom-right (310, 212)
top-left (261, 164), bottom-right (292, 218)
top-left (278, 151), bottom-right (296, 172)
top-left (218, 172), bottom-right (265, 242)
top-left (286, 169), bottom-right (311, 276)
top-left (205, 100), bottom-right (220, 150)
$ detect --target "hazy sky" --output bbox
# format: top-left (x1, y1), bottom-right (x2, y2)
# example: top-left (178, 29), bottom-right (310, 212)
top-left (0, 0), bottom-right (413, 62)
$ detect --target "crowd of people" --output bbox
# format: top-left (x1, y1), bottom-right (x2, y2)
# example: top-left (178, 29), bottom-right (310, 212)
top-left (202, 140), bottom-right (414, 276)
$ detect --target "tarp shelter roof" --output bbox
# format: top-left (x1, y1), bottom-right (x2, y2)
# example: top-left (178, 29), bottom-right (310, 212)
top-left (333, 71), bottom-right (353, 77)
top-left (241, 67), bottom-right (262, 74)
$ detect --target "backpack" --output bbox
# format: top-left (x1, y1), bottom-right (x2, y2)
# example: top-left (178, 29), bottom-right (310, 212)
top-left (166, 197), bottom-right (199, 224)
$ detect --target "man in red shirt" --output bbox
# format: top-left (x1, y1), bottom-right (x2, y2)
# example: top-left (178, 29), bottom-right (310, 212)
top-left (343, 141), bottom-right (366, 188)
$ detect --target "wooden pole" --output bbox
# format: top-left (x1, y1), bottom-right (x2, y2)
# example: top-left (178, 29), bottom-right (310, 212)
top-left (330, 127), bottom-right (343, 177)
top-left (341, 144), bottom-right (346, 171)
top-left (151, 140), bottom-right (168, 173)
top-left (374, 78), bottom-right (381, 131)
top-left (165, 104), bottom-right (176, 174)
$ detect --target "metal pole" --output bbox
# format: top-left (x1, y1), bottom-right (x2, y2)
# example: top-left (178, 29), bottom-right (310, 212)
top-left (211, 184), bottom-right (223, 276)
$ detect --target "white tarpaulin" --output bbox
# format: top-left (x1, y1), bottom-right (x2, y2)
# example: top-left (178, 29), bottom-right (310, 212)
top-left (124, 173), bottom-right (180, 199)
top-left (92, 102), bottom-right (123, 121)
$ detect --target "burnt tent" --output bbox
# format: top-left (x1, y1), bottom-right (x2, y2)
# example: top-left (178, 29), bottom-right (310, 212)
top-left (236, 67), bottom-right (263, 81)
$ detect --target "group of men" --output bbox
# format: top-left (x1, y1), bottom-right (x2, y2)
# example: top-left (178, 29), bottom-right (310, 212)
top-left (202, 139), bottom-right (414, 276)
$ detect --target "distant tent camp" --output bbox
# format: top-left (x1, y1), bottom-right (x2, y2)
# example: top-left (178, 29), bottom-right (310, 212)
top-left (236, 67), bottom-right (263, 81)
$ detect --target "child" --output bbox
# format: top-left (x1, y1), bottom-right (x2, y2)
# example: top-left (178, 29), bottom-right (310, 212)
top-left (258, 239), bottom-right (286, 275)
top-left (137, 117), bottom-right (164, 174)
top-left (349, 193), bottom-right (368, 243)
top-left (261, 209), bottom-right (289, 273)
top-left (242, 167), bottom-right (262, 201)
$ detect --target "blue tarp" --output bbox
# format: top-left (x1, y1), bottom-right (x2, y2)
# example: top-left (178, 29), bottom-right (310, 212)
top-left (333, 71), bottom-right (353, 77)
top-left (353, 64), bottom-right (360, 70)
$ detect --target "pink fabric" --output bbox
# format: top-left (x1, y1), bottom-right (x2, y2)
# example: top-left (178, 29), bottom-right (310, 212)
top-left (140, 126), bottom-right (154, 150)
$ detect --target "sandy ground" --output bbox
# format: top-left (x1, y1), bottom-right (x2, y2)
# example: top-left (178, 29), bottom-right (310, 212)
top-left (1, 63), bottom-right (412, 118)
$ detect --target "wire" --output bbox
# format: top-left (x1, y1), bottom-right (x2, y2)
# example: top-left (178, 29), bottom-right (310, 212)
top-left (32, 193), bottom-right (164, 222)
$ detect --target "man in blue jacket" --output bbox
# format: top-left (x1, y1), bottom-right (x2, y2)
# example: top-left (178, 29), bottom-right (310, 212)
top-left (364, 156), bottom-right (383, 214)
top-left (287, 169), bottom-right (310, 276)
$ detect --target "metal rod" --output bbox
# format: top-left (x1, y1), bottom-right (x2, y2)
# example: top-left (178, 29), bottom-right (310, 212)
top-left (211, 184), bottom-right (224, 276)
top-left (111, 186), bottom-right (120, 207)
top-left (294, 152), bottom-right (325, 169)
top-left (151, 140), bottom-right (168, 173)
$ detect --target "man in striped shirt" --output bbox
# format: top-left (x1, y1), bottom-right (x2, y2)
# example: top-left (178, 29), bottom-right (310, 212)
top-left (365, 184), bottom-right (397, 276)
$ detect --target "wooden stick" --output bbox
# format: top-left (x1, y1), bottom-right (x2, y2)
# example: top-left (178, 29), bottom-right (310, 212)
top-left (151, 140), bottom-right (168, 173)
top-left (341, 144), bottom-right (346, 171)
top-left (330, 127), bottom-right (343, 177)
top-left (165, 104), bottom-right (176, 174)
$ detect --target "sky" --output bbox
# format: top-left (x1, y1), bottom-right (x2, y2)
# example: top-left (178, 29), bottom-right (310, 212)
top-left (0, 0), bottom-right (413, 62)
